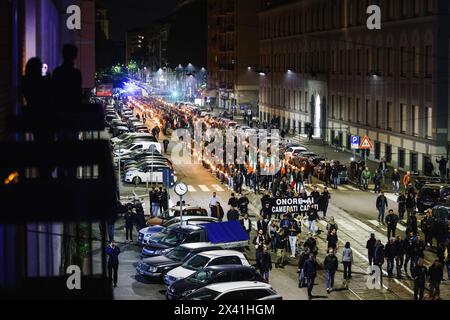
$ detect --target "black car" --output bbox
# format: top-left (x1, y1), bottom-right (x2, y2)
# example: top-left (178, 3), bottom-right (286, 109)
top-left (417, 184), bottom-right (450, 213)
top-left (166, 265), bottom-right (264, 300)
top-left (136, 243), bottom-right (221, 282)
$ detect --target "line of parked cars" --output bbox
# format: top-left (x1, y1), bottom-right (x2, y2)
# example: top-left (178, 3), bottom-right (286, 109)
top-left (135, 212), bottom-right (282, 301)
top-left (104, 103), bottom-right (175, 186)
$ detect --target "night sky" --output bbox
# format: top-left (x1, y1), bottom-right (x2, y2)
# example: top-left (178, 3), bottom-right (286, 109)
top-left (97, 0), bottom-right (177, 41)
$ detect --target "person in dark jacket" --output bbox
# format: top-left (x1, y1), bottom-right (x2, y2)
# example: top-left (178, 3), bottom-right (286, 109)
top-left (366, 233), bottom-right (377, 266)
top-left (303, 253), bottom-right (318, 300)
top-left (106, 241), bottom-right (121, 287)
top-left (258, 246), bottom-right (272, 283)
top-left (429, 259), bottom-right (444, 299)
top-left (324, 249), bottom-right (339, 293)
top-left (384, 238), bottom-right (396, 277)
top-left (160, 188), bottom-right (169, 212)
top-left (260, 202), bottom-right (272, 221)
top-left (297, 247), bottom-right (310, 288)
top-left (412, 258), bottom-right (428, 300)
top-left (373, 170), bottom-right (383, 194)
top-left (238, 194), bottom-right (249, 215)
top-left (391, 169), bottom-right (401, 195)
top-left (310, 186), bottom-right (321, 204)
top-left (228, 193), bottom-right (238, 208)
top-left (331, 166), bottom-right (339, 189)
top-left (320, 187), bottom-right (331, 218)
top-left (376, 192), bottom-right (389, 224)
top-left (373, 240), bottom-right (385, 285)
top-left (436, 156), bottom-right (448, 182)
top-left (420, 209), bottom-right (434, 247)
top-left (327, 229), bottom-right (338, 251)
top-left (275, 228), bottom-right (288, 268)
top-left (163, 139), bottom-right (170, 153)
top-left (226, 206), bottom-right (240, 222)
top-left (405, 193), bottom-right (416, 217)
top-left (385, 210), bottom-right (399, 239)
top-left (394, 236), bottom-right (405, 278)
top-left (253, 229), bottom-right (269, 270)
top-left (406, 212), bottom-right (418, 235)
top-left (397, 193), bottom-right (406, 220)
top-left (403, 232), bottom-right (417, 277)
top-left (240, 213), bottom-right (252, 239)
top-left (124, 208), bottom-right (134, 243)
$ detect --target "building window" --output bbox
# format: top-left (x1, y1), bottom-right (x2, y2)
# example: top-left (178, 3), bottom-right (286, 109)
top-left (401, 0), bottom-right (408, 17)
top-left (388, 0), bottom-right (395, 19)
top-left (410, 152), bottom-right (418, 172)
top-left (425, 46), bottom-right (433, 78)
top-left (387, 102), bottom-right (393, 131)
top-left (413, 47), bottom-right (420, 77)
top-left (425, 107), bottom-right (432, 139)
top-left (348, 97), bottom-right (352, 122)
top-left (356, 98), bottom-right (361, 123)
top-left (339, 96), bottom-right (343, 120)
top-left (400, 104), bottom-right (408, 133)
top-left (366, 48), bottom-right (372, 74)
top-left (305, 91), bottom-right (309, 113)
top-left (376, 100), bottom-right (381, 128)
top-left (385, 144), bottom-right (392, 163)
top-left (376, 48), bottom-right (382, 73)
top-left (412, 105), bottom-right (420, 136)
top-left (339, 50), bottom-right (344, 74)
top-left (387, 48), bottom-right (394, 76)
top-left (347, 50), bottom-right (352, 75)
top-left (398, 149), bottom-right (405, 168)
top-left (427, 0), bottom-right (433, 14)
top-left (356, 49), bottom-right (361, 75)
top-left (365, 99), bottom-right (371, 126)
top-left (331, 95), bottom-right (335, 119)
top-left (332, 50), bottom-right (337, 73)
top-left (374, 141), bottom-right (381, 160)
top-left (414, 0), bottom-right (421, 15)
top-left (400, 47), bottom-right (408, 77)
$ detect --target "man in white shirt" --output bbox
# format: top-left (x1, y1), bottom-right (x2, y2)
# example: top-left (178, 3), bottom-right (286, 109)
top-left (209, 192), bottom-right (218, 217)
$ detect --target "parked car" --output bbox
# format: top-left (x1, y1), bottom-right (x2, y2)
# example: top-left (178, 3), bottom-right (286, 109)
top-left (138, 216), bottom-right (218, 245)
top-left (284, 146), bottom-right (308, 159)
top-left (417, 184), bottom-right (450, 213)
top-left (124, 164), bottom-right (174, 184)
top-left (181, 281), bottom-right (282, 300)
top-left (146, 206), bottom-right (208, 226)
top-left (164, 250), bottom-right (250, 287)
top-left (114, 140), bottom-right (162, 156)
top-left (136, 243), bottom-right (222, 281)
top-left (111, 132), bottom-right (156, 146)
top-left (141, 222), bottom-right (249, 258)
top-left (166, 265), bottom-right (264, 300)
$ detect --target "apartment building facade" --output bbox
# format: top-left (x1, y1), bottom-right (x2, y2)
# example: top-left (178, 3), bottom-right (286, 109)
top-left (207, 0), bottom-right (259, 112)
top-left (258, 0), bottom-right (450, 173)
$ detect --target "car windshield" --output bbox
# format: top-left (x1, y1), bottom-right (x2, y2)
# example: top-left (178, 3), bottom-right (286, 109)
top-left (166, 247), bottom-right (189, 261)
top-left (182, 254), bottom-right (210, 271)
top-left (183, 288), bottom-right (220, 300)
top-left (158, 230), bottom-right (186, 247)
top-left (117, 133), bottom-right (130, 140)
top-left (188, 269), bottom-right (219, 284)
top-left (420, 188), bottom-right (440, 198)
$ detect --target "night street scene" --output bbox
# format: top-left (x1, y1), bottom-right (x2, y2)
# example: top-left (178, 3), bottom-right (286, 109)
top-left (2, 0), bottom-right (450, 306)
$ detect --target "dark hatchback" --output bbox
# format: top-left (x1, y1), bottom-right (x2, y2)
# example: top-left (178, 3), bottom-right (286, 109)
top-left (136, 243), bottom-right (220, 282)
top-left (166, 265), bottom-right (264, 300)
top-left (417, 184), bottom-right (450, 213)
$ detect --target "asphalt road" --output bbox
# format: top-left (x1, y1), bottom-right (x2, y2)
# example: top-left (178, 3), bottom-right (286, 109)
top-left (109, 99), bottom-right (449, 301)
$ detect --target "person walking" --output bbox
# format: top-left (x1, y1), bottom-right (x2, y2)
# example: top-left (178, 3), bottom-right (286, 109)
top-left (385, 238), bottom-right (396, 277)
top-left (373, 170), bottom-right (382, 194)
top-left (366, 233), bottom-right (377, 266)
top-left (403, 232), bottom-right (417, 277)
top-left (373, 240), bottom-right (385, 285)
top-left (163, 139), bottom-right (170, 154)
top-left (405, 193), bottom-right (416, 218)
top-left (324, 248), bottom-right (339, 293)
top-left (209, 192), bottom-right (219, 217)
top-left (258, 246), bottom-right (272, 283)
top-left (253, 229), bottom-right (269, 270)
top-left (275, 228), bottom-right (288, 268)
top-left (238, 193), bottom-right (249, 216)
top-left (297, 247), bottom-right (310, 288)
top-left (397, 193), bottom-right (406, 221)
top-left (240, 213), bottom-right (252, 240)
top-left (428, 259), bottom-right (444, 300)
top-left (362, 167), bottom-right (372, 191)
top-left (394, 235), bottom-right (405, 279)
top-left (402, 171), bottom-right (411, 191)
top-left (392, 169), bottom-right (401, 195)
top-left (376, 192), bottom-right (389, 224)
top-left (303, 253), bottom-right (318, 300)
top-left (385, 210), bottom-right (399, 239)
top-left (106, 241), bottom-right (121, 288)
top-left (320, 187), bottom-right (331, 219)
top-left (420, 209), bottom-right (434, 247)
top-left (342, 242), bottom-right (353, 280)
top-left (436, 156), bottom-right (448, 182)
top-left (307, 206), bottom-right (319, 235)
top-left (287, 216), bottom-right (301, 258)
top-left (327, 228), bottom-right (339, 251)
top-left (124, 207), bottom-right (134, 244)
top-left (412, 258), bottom-right (428, 300)
top-left (406, 211), bottom-right (418, 235)
top-left (326, 216), bottom-right (338, 235)
top-left (331, 165), bottom-right (339, 190)
top-left (226, 206), bottom-right (240, 222)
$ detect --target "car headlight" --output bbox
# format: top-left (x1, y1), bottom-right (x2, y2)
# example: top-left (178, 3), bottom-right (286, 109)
top-left (144, 233), bottom-right (151, 239)
top-left (148, 266), bottom-right (158, 273)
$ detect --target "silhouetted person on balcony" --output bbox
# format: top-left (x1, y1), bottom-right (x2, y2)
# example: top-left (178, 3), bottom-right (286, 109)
top-left (52, 44), bottom-right (82, 111)
top-left (23, 57), bottom-right (54, 178)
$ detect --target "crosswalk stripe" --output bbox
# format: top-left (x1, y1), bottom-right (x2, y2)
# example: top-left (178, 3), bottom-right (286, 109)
top-left (385, 193), bottom-right (398, 202)
top-left (198, 185), bottom-right (210, 192)
top-left (343, 185), bottom-right (360, 191)
top-left (336, 219), bottom-right (357, 231)
top-left (397, 224), bottom-right (406, 232)
top-left (368, 220), bottom-right (387, 232)
top-left (212, 184), bottom-right (225, 192)
top-left (187, 185), bottom-right (197, 192)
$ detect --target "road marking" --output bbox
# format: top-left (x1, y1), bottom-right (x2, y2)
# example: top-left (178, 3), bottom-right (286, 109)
top-left (212, 184), bottom-right (225, 192)
top-left (169, 199), bottom-right (175, 207)
top-left (187, 185), bottom-right (197, 192)
top-left (385, 193), bottom-right (398, 202)
top-left (336, 219), bottom-right (357, 231)
top-left (198, 185), bottom-right (210, 192)
top-left (368, 220), bottom-right (387, 232)
top-left (397, 224), bottom-right (406, 232)
top-left (343, 185), bottom-right (360, 191)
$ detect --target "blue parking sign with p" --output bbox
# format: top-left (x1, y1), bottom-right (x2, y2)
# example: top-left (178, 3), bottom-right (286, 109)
top-left (351, 136), bottom-right (360, 149)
